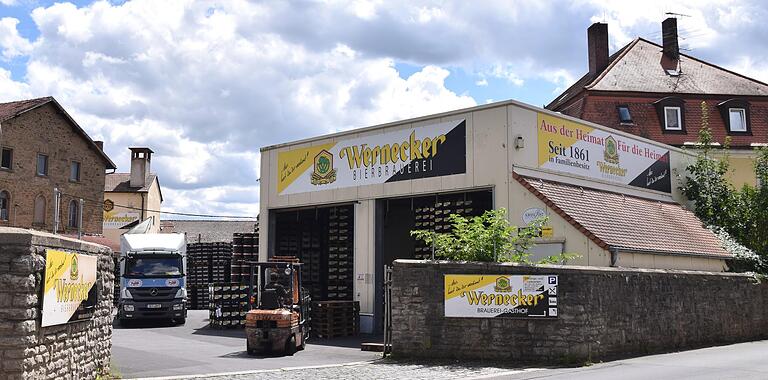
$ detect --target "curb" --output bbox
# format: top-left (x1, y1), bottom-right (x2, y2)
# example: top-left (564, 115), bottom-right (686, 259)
top-left (125, 359), bottom-right (382, 380)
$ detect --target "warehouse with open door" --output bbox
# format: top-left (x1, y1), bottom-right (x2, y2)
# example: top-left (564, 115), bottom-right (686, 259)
top-left (259, 99), bottom-right (733, 334)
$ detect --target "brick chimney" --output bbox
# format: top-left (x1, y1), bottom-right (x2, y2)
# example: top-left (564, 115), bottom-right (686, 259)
top-left (662, 17), bottom-right (679, 60)
top-left (94, 141), bottom-right (104, 150)
top-left (588, 22), bottom-right (609, 76)
top-left (129, 147), bottom-right (153, 188)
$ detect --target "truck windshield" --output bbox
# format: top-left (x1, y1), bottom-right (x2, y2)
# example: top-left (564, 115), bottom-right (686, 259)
top-left (125, 256), bottom-right (183, 277)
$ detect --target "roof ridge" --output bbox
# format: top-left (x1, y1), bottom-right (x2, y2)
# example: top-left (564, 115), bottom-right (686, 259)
top-left (584, 37), bottom-right (641, 90)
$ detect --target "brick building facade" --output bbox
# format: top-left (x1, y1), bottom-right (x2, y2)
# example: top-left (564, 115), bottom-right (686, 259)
top-left (0, 97), bottom-right (116, 234)
top-left (547, 19), bottom-right (768, 187)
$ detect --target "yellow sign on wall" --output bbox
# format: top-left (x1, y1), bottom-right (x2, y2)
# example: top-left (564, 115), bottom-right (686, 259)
top-left (42, 249), bottom-right (97, 327)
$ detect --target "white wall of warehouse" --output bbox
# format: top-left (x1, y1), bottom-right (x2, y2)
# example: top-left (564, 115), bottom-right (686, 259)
top-left (259, 99), bottom-right (727, 316)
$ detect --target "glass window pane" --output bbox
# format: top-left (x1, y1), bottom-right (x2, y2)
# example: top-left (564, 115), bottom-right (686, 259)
top-left (70, 162), bottom-right (80, 181)
top-left (665, 108), bottom-right (680, 129)
top-left (37, 154), bottom-right (48, 176)
top-left (729, 109), bottom-right (746, 132)
top-left (618, 107), bottom-right (632, 123)
top-left (1, 149), bottom-right (11, 169)
top-left (0, 191), bottom-right (8, 220)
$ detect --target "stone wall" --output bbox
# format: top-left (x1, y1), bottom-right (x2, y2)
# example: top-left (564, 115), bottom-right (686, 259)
top-left (0, 227), bottom-right (113, 380)
top-left (391, 260), bottom-right (768, 363)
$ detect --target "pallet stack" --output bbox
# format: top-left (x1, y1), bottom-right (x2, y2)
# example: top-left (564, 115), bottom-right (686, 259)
top-left (327, 207), bottom-right (353, 300)
top-left (413, 199), bottom-right (476, 259)
top-left (209, 283), bottom-right (250, 328)
top-left (311, 300), bottom-right (359, 338)
top-left (187, 242), bottom-right (233, 310)
top-left (231, 227), bottom-right (259, 284)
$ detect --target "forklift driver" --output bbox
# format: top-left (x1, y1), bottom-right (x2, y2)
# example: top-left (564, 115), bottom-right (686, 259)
top-left (263, 271), bottom-right (288, 308)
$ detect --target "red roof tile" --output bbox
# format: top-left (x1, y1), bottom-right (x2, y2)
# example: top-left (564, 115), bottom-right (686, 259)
top-left (515, 174), bottom-right (731, 258)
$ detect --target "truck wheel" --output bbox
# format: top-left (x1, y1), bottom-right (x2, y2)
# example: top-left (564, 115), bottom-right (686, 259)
top-left (176, 318), bottom-right (186, 326)
top-left (285, 335), bottom-right (297, 356)
top-left (118, 319), bottom-right (131, 328)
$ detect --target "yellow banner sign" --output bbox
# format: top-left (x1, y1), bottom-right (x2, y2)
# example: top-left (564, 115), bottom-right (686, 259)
top-left (42, 249), bottom-right (97, 327)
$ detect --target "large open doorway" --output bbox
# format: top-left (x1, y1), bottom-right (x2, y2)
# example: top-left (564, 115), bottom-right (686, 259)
top-left (373, 189), bottom-right (493, 332)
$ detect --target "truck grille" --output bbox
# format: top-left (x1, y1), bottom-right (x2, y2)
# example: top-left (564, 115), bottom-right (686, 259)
top-left (131, 287), bottom-right (176, 301)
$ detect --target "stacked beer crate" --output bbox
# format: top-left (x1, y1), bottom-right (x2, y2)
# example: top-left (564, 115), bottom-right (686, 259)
top-left (209, 283), bottom-right (249, 328)
top-left (327, 206), bottom-right (353, 300)
top-left (231, 228), bottom-right (259, 284)
top-left (187, 242), bottom-right (233, 310)
top-left (412, 199), bottom-right (476, 260)
top-left (311, 300), bottom-right (359, 338)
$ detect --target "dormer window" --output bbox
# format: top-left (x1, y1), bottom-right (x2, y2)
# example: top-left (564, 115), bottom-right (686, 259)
top-left (617, 106), bottom-right (632, 124)
top-left (717, 99), bottom-right (751, 135)
top-left (653, 97), bottom-right (686, 134)
top-left (729, 108), bottom-right (747, 132)
top-left (664, 107), bottom-right (682, 130)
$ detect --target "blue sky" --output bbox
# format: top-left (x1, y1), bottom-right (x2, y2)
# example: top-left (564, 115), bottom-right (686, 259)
top-left (0, 0), bottom-right (765, 216)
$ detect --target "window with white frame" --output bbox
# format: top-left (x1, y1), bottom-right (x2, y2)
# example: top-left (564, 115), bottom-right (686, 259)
top-left (728, 108), bottom-right (747, 132)
top-left (664, 106), bottom-right (682, 130)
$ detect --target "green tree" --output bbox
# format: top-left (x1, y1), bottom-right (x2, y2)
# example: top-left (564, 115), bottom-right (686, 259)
top-left (681, 101), bottom-right (768, 272)
top-left (410, 208), bottom-right (577, 264)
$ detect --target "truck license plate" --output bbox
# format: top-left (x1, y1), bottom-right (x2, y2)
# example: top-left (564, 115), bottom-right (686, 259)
top-left (147, 304), bottom-right (162, 309)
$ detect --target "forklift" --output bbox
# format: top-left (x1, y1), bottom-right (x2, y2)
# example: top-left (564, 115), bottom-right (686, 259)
top-left (243, 257), bottom-right (311, 355)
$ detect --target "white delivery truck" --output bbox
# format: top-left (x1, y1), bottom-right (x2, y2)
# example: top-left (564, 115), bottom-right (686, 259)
top-left (117, 219), bottom-right (188, 326)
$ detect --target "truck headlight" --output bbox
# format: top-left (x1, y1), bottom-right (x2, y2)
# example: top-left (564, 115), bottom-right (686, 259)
top-left (124, 304), bottom-right (135, 312)
top-left (175, 288), bottom-right (187, 299)
top-left (121, 288), bottom-right (133, 299)
top-left (172, 304), bottom-right (183, 311)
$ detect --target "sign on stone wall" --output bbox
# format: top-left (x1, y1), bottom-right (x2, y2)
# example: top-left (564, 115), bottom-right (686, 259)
top-left (276, 119), bottom-right (467, 195)
top-left (42, 249), bottom-right (98, 327)
top-left (537, 113), bottom-right (671, 193)
top-left (444, 274), bottom-right (558, 318)
top-left (103, 210), bottom-right (140, 229)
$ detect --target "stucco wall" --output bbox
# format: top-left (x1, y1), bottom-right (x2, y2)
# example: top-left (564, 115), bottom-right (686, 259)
top-left (391, 260), bottom-right (768, 363)
top-left (0, 227), bottom-right (113, 380)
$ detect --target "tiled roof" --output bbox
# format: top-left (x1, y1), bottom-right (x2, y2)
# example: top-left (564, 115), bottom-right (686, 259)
top-left (0, 96), bottom-right (117, 169)
top-left (515, 174), bottom-right (731, 258)
top-left (160, 220), bottom-right (257, 243)
top-left (0, 96), bottom-right (52, 122)
top-left (105, 173), bottom-right (157, 192)
top-left (547, 38), bottom-right (768, 110)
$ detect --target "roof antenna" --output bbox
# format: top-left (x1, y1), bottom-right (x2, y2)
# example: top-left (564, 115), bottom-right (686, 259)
top-left (665, 12), bottom-right (691, 18)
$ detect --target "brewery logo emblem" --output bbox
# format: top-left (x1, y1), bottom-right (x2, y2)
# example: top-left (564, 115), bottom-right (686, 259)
top-left (604, 135), bottom-right (619, 164)
top-left (494, 276), bottom-right (512, 293)
top-left (311, 150), bottom-right (337, 185)
top-left (69, 255), bottom-right (79, 281)
top-left (103, 199), bottom-right (114, 212)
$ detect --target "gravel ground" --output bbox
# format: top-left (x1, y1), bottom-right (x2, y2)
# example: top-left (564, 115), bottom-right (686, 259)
top-left (178, 359), bottom-right (538, 380)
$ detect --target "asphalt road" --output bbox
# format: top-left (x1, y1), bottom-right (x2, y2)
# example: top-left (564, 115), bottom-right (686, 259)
top-left (112, 310), bottom-right (380, 379)
top-left (499, 340), bottom-right (768, 380)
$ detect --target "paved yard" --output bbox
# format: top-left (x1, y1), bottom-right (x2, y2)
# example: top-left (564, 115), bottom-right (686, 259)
top-left (112, 310), bottom-right (380, 379)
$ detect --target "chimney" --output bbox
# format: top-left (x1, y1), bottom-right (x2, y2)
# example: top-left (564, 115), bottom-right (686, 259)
top-left (587, 22), bottom-right (609, 76)
top-left (129, 147), bottom-right (153, 188)
top-left (94, 141), bottom-right (104, 150)
top-left (662, 17), bottom-right (679, 60)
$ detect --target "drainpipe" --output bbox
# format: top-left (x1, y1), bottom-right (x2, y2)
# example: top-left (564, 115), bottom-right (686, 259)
top-left (609, 246), bottom-right (620, 267)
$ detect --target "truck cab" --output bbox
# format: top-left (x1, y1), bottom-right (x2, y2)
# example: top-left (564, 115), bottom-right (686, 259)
top-left (118, 228), bottom-right (187, 326)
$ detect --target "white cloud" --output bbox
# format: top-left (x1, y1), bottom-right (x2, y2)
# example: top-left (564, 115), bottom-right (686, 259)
top-left (0, 17), bottom-right (32, 59)
top-left (1, 0), bottom-right (767, 218)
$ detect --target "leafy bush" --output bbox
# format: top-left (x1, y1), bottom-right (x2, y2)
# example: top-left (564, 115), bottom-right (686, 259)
top-left (410, 208), bottom-right (578, 264)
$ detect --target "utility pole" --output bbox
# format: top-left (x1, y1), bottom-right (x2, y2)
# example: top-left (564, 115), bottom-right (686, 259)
top-left (77, 199), bottom-right (84, 240)
top-left (53, 188), bottom-right (60, 235)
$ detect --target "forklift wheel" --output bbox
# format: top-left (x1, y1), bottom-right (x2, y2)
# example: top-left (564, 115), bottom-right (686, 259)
top-left (246, 341), bottom-right (256, 356)
top-left (297, 334), bottom-right (306, 351)
top-left (285, 335), bottom-right (297, 356)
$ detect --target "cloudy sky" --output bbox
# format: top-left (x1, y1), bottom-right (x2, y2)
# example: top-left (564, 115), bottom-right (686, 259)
top-left (0, 0), bottom-right (766, 218)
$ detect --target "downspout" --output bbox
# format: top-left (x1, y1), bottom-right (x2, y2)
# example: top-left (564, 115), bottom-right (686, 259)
top-left (140, 193), bottom-right (145, 224)
top-left (609, 246), bottom-right (620, 267)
